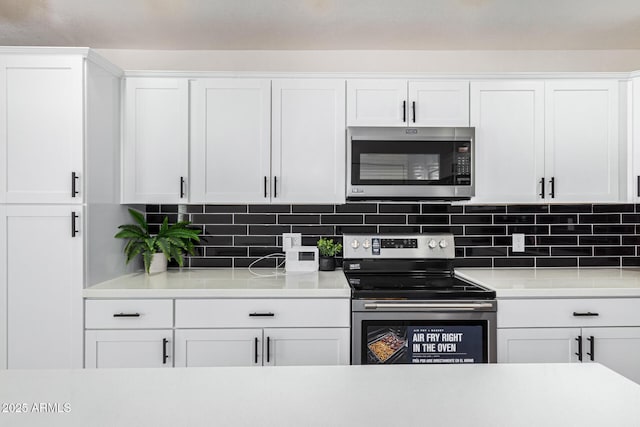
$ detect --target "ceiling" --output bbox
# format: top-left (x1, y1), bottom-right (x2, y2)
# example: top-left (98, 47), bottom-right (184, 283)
top-left (2, 0), bottom-right (640, 50)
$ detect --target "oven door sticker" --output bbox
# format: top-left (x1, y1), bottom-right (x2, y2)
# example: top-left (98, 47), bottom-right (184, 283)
top-left (366, 328), bottom-right (408, 364)
top-left (408, 326), bottom-right (484, 364)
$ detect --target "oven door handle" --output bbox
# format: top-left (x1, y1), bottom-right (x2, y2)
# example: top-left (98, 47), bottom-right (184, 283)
top-left (363, 302), bottom-right (494, 311)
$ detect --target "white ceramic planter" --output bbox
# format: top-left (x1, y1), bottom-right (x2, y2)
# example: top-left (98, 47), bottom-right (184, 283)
top-left (148, 253), bottom-right (168, 274)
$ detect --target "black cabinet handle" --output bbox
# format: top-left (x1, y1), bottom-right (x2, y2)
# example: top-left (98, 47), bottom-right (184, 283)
top-left (412, 101), bottom-right (416, 123)
top-left (71, 172), bottom-right (79, 198)
top-left (254, 337), bottom-right (259, 364)
top-left (264, 176), bottom-right (268, 198)
top-left (274, 176), bottom-right (278, 198)
top-left (162, 338), bottom-right (169, 364)
top-left (113, 313), bottom-right (141, 318)
top-left (402, 101), bottom-right (406, 122)
top-left (637, 176), bottom-right (640, 198)
top-left (549, 176), bottom-right (555, 198)
top-left (266, 336), bottom-right (271, 363)
top-left (180, 176), bottom-right (185, 198)
top-left (575, 336), bottom-right (582, 362)
top-left (586, 336), bottom-right (595, 361)
top-left (249, 312), bottom-right (275, 317)
top-left (71, 212), bottom-right (79, 237)
top-left (573, 312), bottom-right (599, 317)
top-left (539, 177), bottom-right (545, 199)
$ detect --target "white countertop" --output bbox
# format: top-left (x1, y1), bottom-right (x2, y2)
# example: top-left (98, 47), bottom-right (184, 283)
top-left (458, 267), bottom-right (640, 298)
top-left (83, 268), bottom-right (351, 298)
top-left (0, 363), bottom-right (638, 427)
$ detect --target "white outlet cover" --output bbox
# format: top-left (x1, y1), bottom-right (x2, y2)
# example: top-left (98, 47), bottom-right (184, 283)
top-left (512, 233), bottom-right (525, 253)
top-left (282, 233), bottom-right (302, 251)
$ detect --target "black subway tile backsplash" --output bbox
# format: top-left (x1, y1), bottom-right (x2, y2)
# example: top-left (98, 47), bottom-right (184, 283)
top-left (205, 205), bottom-right (248, 213)
top-left (148, 202), bottom-right (639, 269)
top-left (422, 204), bottom-right (463, 214)
top-left (379, 203), bottom-right (420, 213)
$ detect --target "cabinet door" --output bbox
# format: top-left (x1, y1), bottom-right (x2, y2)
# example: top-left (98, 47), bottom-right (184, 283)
top-left (1, 205), bottom-right (83, 369)
top-left (263, 328), bottom-right (350, 366)
top-left (190, 79), bottom-right (271, 203)
top-left (631, 77), bottom-right (640, 201)
top-left (409, 81), bottom-right (469, 126)
top-left (122, 78), bottom-right (189, 203)
top-left (85, 330), bottom-right (173, 368)
top-left (174, 329), bottom-right (262, 367)
top-left (470, 81), bottom-right (545, 202)
top-left (582, 327), bottom-right (640, 384)
top-left (272, 79), bottom-right (346, 204)
top-left (497, 328), bottom-right (580, 363)
top-left (346, 79), bottom-right (407, 126)
top-left (0, 55), bottom-right (84, 204)
top-left (545, 80), bottom-right (619, 202)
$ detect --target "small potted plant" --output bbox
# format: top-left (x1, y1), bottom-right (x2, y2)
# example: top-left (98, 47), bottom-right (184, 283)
top-left (115, 208), bottom-right (201, 274)
top-left (316, 237), bottom-right (342, 271)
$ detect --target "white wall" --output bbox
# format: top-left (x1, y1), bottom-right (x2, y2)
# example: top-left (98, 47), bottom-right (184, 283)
top-left (96, 49), bottom-right (640, 73)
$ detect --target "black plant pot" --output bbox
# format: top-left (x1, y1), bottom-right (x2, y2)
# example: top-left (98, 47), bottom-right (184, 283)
top-left (319, 256), bottom-right (336, 271)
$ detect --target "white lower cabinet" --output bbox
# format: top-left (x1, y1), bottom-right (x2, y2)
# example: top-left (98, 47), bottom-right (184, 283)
top-left (174, 327), bottom-right (350, 367)
top-left (85, 330), bottom-right (173, 369)
top-left (497, 298), bottom-right (640, 383)
top-left (85, 297), bottom-right (351, 369)
top-left (1, 205), bottom-right (84, 369)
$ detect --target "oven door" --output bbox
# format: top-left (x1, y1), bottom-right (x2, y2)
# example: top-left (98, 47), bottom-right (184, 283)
top-left (351, 300), bottom-right (497, 365)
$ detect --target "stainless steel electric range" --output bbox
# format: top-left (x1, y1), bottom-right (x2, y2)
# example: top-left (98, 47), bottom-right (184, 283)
top-left (343, 233), bottom-right (497, 365)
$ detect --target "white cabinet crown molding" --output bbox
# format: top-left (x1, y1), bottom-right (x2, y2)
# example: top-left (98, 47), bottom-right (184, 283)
top-left (123, 70), bottom-right (634, 80)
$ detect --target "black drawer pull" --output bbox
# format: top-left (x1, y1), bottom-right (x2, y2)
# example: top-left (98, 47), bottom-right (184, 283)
top-left (113, 313), bottom-right (141, 318)
top-left (573, 312), bottom-right (599, 317)
top-left (249, 312), bottom-right (275, 317)
top-left (71, 172), bottom-right (79, 197)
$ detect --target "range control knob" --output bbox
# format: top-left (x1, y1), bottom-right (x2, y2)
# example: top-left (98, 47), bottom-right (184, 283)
top-left (351, 239), bottom-right (360, 249)
top-left (439, 240), bottom-right (448, 248)
top-left (428, 239), bottom-right (437, 249)
top-left (362, 239), bottom-right (371, 249)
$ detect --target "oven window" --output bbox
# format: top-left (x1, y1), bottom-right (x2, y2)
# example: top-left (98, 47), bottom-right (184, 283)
top-left (362, 320), bottom-right (487, 364)
top-left (351, 140), bottom-right (471, 186)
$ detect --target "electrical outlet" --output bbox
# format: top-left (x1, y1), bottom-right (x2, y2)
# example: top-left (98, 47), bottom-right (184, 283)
top-left (512, 233), bottom-right (525, 253)
top-left (282, 233), bottom-right (302, 251)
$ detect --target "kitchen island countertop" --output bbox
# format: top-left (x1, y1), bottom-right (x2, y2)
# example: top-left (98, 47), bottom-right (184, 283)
top-left (457, 267), bottom-right (640, 298)
top-left (0, 363), bottom-right (638, 427)
top-left (83, 268), bottom-right (350, 298)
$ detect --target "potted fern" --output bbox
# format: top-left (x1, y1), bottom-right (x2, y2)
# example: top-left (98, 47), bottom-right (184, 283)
top-left (316, 237), bottom-right (342, 271)
top-left (115, 209), bottom-right (201, 274)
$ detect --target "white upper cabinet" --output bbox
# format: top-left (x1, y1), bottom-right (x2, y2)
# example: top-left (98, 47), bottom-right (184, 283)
top-left (408, 81), bottom-right (470, 127)
top-left (347, 79), bottom-right (407, 126)
top-left (190, 79), bottom-right (271, 204)
top-left (632, 77), bottom-right (640, 201)
top-left (544, 80), bottom-right (619, 202)
top-left (471, 81), bottom-right (545, 203)
top-left (272, 79), bottom-right (346, 204)
top-left (347, 79), bottom-right (469, 127)
top-left (122, 78), bottom-right (189, 204)
top-left (0, 55), bottom-right (84, 204)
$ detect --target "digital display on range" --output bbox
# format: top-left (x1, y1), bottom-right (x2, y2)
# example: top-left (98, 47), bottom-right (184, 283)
top-left (363, 322), bottom-right (486, 364)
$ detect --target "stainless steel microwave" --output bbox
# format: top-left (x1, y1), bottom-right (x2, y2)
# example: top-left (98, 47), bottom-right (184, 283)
top-left (347, 126), bottom-right (475, 200)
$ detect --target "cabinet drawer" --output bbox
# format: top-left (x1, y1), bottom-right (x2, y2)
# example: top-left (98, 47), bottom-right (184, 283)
top-left (175, 298), bottom-right (350, 328)
top-left (498, 298), bottom-right (640, 328)
top-left (85, 299), bottom-right (173, 329)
